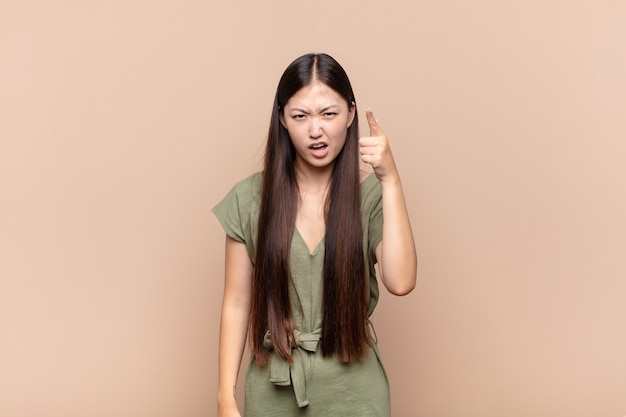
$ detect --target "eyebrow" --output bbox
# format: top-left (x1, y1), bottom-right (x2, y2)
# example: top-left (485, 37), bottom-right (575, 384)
top-left (288, 105), bottom-right (340, 114)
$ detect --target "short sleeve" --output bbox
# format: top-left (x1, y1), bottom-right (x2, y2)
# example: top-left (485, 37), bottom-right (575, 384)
top-left (361, 173), bottom-right (383, 315)
top-left (368, 189), bottom-right (383, 255)
top-left (212, 186), bottom-right (245, 243)
top-left (360, 174), bottom-right (383, 261)
top-left (211, 173), bottom-right (262, 248)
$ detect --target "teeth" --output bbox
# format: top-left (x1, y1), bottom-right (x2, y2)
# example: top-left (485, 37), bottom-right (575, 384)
top-left (311, 144), bottom-right (326, 149)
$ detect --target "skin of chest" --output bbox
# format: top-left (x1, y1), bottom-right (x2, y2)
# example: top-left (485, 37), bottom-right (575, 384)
top-left (295, 189), bottom-right (326, 253)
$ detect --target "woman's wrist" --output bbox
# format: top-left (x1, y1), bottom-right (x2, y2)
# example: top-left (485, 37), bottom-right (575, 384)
top-left (217, 385), bottom-right (237, 406)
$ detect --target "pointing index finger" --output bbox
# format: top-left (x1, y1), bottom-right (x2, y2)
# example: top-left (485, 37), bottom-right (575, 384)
top-left (366, 109), bottom-right (382, 136)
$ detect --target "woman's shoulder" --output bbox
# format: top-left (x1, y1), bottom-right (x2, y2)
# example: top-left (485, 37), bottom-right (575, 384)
top-left (229, 171), bottom-right (263, 194)
top-left (216, 171), bottom-right (262, 210)
top-left (359, 170), bottom-right (382, 209)
top-left (213, 172), bottom-right (262, 245)
top-left (233, 171), bottom-right (263, 188)
top-left (360, 170), bottom-right (380, 192)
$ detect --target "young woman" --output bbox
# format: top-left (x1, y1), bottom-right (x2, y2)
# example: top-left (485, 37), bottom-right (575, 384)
top-left (213, 53), bottom-right (417, 417)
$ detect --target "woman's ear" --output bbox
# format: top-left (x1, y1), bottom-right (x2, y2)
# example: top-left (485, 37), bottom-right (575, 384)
top-left (279, 110), bottom-right (286, 128)
top-left (347, 102), bottom-right (356, 127)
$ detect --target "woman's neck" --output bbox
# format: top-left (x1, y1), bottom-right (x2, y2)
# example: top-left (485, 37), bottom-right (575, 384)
top-left (294, 164), bottom-right (333, 194)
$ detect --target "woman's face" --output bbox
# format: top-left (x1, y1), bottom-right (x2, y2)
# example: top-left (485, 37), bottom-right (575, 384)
top-left (281, 82), bottom-right (355, 173)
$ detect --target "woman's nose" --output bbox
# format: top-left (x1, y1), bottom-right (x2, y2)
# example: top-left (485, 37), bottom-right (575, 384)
top-left (309, 118), bottom-right (323, 138)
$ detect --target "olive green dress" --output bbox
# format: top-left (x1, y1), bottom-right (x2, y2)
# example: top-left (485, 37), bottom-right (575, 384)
top-left (213, 172), bottom-right (390, 417)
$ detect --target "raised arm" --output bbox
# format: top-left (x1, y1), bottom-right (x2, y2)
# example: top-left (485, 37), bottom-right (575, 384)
top-left (217, 235), bottom-right (252, 417)
top-left (360, 109), bottom-right (417, 295)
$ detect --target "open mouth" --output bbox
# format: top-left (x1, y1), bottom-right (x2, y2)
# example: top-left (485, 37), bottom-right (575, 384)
top-left (308, 142), bottom-right (329, 158)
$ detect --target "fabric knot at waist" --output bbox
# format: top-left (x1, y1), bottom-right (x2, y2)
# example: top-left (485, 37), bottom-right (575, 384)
top-left (263, 328), bottom-right (321, 408)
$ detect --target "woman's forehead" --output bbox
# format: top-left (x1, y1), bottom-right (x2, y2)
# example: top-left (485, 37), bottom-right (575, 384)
top-left (285, 82), bottom-right (346, 110)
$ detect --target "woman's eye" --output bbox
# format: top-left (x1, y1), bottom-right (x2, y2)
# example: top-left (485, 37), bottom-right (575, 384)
top-left (323, 112), bottom-right (337, 118)
top-left (293, 114), bottom-right (305, 120)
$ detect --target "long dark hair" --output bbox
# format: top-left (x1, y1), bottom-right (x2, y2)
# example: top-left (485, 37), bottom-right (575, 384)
top-left (250, 53), bottom-right (368, 365)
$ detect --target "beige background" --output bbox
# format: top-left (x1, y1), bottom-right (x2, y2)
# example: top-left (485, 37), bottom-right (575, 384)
top-left (1, 1), bottom-right (625, 416)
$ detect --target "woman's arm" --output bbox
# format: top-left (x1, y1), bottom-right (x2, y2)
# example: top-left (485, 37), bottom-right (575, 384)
top-left (360, 109), bottom-right (417, 295)
top-left (217, 235), bottom-right (253, 416)
top-left (375, 178), bottom-right (417, 295)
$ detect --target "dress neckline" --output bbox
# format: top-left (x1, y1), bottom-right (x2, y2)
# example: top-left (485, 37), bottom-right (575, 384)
top-left (294, 227), bottom-right (324, 256)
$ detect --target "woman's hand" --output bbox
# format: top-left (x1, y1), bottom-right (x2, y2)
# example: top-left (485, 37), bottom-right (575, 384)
top-left (359, 109), bottom-right (399, 184)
